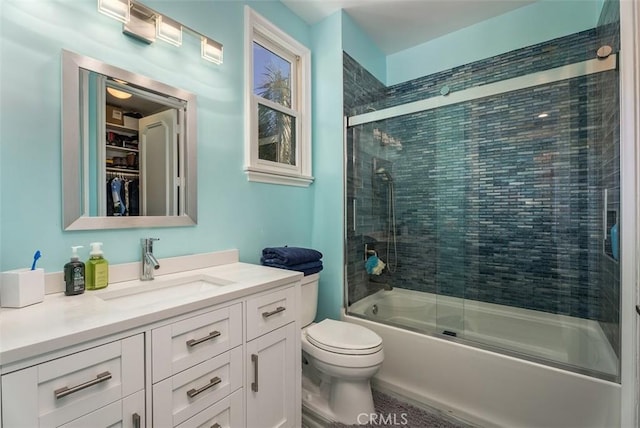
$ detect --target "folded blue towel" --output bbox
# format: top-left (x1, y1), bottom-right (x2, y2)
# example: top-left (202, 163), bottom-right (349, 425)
top-left (261, 247), bottom-right (323, 266)
top-left (261, 260), bottom-right (323, 276)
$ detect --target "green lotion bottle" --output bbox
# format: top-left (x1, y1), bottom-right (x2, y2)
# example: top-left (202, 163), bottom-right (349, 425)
top-left (86, 242), bottom-right (109, 290)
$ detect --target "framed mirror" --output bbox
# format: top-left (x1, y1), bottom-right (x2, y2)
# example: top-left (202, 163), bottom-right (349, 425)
top-left (62, 50), bottom-right (197, 230)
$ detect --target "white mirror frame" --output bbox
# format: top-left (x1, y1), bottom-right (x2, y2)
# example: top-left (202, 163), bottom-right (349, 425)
top-left (62, 50), bottom-right (197, 230)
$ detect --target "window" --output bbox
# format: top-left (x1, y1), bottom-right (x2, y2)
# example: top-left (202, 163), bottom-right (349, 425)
top-left (244, 7), bottom-right (313, 186)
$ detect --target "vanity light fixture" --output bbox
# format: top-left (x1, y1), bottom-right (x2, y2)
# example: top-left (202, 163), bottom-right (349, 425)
top-left (123, 1), bottom-right (156, 44)
top-left (201, 37), bottom-right (224, 64)
top-left (156, 15), bottom-right (182, 47)
top-left (98, 0), bottom-right (129, 23)
top-left (97, 0), bottom-right (223, 64)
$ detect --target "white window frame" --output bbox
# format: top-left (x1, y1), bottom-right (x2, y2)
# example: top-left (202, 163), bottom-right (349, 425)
top-left (244, 6), bottom-right (313, 187)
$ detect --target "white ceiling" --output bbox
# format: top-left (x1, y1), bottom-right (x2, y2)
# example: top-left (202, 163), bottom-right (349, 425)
top-left (280, 0), bottom-right (536, 54)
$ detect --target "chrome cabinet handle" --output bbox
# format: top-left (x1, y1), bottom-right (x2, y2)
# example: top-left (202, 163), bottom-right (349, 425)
top-left (211, 424), bottom-right (221, 428)
top-left (186, 331), bottom-right (221, 348)
top-left (187, 376), bottom-right (222, 398)
top-left (251, 354), bottom-right (259, 392)
top-left (262, 306), bottom-right (285, 318)
top-left (54, 371), bottom-right (112, 400)
top-left (132, 413), bottom-right (141, 428)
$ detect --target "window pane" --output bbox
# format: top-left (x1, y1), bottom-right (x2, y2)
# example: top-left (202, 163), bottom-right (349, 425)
top-left (258, 103), bottom-right (296, 166)
top-left (253, 42), bottom-right (292, 108)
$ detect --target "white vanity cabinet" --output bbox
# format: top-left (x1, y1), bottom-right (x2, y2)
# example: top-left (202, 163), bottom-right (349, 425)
top-left (0, 262), bottom-right (302, 428)
top-left (1, 334), bottom-right (144, 427)
top-left (245, 286), bottom-right (299, 428)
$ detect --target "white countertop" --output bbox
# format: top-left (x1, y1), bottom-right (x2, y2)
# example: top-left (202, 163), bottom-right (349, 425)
top-left (0, 260), bottom-right (302, 368)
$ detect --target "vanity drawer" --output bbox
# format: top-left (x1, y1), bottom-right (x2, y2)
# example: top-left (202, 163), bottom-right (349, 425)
top-left (246, 286), bottom-right (296, 340)
top-left (60, 389), bottom-right (145, 428)
top-left (152, 346), bottom-right (242, 427)
top-left (152, 303), bottom-right (242, 383)
top-left (1, 334), bottom-right (144, 428)
top-left (176, 388), bottom-right (244, 428)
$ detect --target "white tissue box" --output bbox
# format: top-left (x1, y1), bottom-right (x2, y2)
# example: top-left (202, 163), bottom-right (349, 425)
top-left (1, 268), bottom-right (45, 308)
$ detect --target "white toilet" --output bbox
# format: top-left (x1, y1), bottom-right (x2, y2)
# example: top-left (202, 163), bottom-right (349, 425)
top-left (300, 273), bottom-right (384, 425)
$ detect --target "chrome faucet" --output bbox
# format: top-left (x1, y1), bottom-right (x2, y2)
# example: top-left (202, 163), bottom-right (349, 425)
top-left (140, 238), bottom-right (160, 281)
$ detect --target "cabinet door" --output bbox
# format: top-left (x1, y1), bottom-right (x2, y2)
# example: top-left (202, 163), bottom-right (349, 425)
top-left (246, 323), bottom-right (296, 428)
top-left (59, 390), bottom-right (145, 428)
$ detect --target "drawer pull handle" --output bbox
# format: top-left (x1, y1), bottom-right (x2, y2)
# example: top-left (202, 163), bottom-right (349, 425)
top-left (211, 424), bottom-right (221, 428)
top-left (187, 376), bottom-right (222, 398)
top-left (54, 371), bottom-right (112, 400)
top-left (262, 306), bottom-right (286, 318)
top-left (186, 331), bottom-right (221, 348)
top-left (133, 413), bottom-right (141, 428)
top-left (251, 353), bottom-right (259, 392)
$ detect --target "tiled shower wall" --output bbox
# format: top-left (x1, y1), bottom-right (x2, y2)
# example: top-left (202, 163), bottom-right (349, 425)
top-left (344, 16), bottom-right (620, 348)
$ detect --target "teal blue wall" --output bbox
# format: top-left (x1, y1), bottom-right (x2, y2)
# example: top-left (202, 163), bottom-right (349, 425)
top-left (310, 11), bottom-right (344, 321)
top-left (341, 12), bottom-right (386, 83)
top-left (387, 0), bottom-right (603, 85)
top-left (309, 11), bottom-right (385, 321)
top-left (0, 1), bottom-right (315, 272)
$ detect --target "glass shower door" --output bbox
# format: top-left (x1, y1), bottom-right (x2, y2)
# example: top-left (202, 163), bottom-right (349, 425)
top-left (428, 104), bottom-right (469, 339)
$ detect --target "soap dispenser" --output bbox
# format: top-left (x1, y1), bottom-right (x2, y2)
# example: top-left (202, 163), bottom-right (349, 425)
top-left (64, 246), bottom-right (85, 296)
top-left (86, 242), bottom-right (109, 290)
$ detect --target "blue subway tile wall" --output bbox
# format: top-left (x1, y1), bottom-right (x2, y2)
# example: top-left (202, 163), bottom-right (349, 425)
top-left (343, 12), bottom-right (620, 356)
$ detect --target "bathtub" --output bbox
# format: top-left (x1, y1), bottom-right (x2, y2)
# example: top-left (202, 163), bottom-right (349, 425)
top-left (346, 288), bottom-right (621, 427)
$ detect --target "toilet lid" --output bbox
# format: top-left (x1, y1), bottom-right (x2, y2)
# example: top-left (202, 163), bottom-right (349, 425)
top-left (306, 319), bottom-right (383, 355)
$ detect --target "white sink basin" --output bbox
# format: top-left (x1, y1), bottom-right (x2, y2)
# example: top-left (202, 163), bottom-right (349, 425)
top-left (94, 274), bottom-right (234, 308)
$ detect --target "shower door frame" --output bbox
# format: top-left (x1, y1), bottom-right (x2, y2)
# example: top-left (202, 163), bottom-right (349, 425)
top-left (618, 0), bottom-right (639, 425)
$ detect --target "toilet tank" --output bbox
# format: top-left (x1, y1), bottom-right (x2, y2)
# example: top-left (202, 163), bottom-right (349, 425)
top-left (300, 273), bottom-right (319, 327)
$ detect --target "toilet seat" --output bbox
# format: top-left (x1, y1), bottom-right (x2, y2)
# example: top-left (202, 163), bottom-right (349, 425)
top-left (306, 319), bottom-right (383, 355)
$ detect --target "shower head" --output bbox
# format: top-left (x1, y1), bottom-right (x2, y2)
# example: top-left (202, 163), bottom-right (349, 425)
top-left (375, 167), bottom-right (393, 182)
